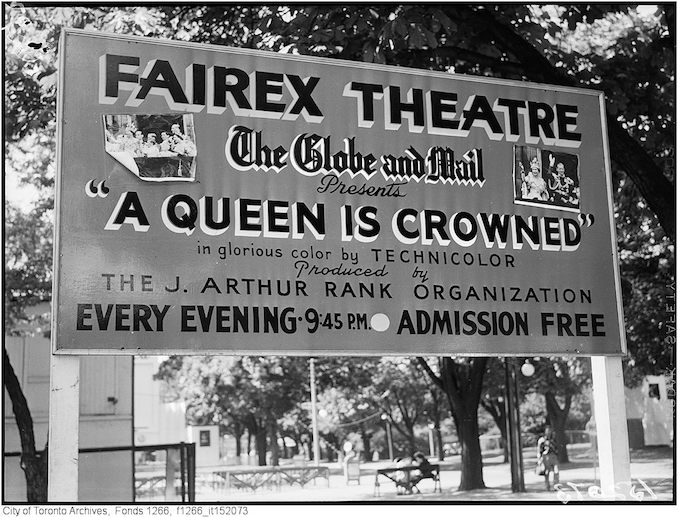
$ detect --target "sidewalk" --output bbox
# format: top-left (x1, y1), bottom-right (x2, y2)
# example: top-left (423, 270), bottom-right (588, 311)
top-left (196, 445), bottom-right (675, 503)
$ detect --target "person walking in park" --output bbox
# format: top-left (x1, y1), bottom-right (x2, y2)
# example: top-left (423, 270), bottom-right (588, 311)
top-left (537, 425), bottom-right (560, 490)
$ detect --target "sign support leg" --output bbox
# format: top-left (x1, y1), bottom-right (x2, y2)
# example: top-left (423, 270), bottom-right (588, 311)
top-left (591, 355), bottom-right (630, 498)
top-left (48, 355), bottom-right (80, 502)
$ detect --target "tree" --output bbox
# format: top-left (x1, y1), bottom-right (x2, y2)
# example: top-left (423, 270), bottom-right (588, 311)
top-left (155, 355), bottom-right (249, 456)
top-left (313, 357), bottom-right (383, 461)
top-left (314, 387), bottom-right (363, 460)
top-left (547, 6), bottom-right (675, 381)
top-left (155, 356), bottom-right (309, 466)
top-left (521, 357), bottom-right (591, 463)
top-left (418, 357), bottom-right (488, 490)
top-left (4, 5), bottom-right (170, 500)
top-left (278, 405), bottom-right (311, 458)
top-left (3, 348), bottom-right (48, 502)
top-left (425, 384), bottom-right (448, 461)
top-left (480, 358), bottom-right (510, 463)
top-left (368, 358), bottom-right (432, 456)
top-left (233, 4), bottom-right (673, 239)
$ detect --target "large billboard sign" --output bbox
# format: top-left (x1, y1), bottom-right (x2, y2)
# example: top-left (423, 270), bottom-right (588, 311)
top-left (53, 30), bottom-right (626, 355)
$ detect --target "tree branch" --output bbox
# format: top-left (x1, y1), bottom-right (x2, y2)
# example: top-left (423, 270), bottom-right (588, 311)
top-left (441, 357), bottom-right (462, 404)
top-left (404, 46), bottom-right (525, 75)
top-left (416, 357), bottom-right (443, 389)
top-left (4, 345), bottom-right (47, 501)
top-left (470, 358), bottom-right (488, 404)
top-left (3, 347), bottom-right (38, 457)
top-left (454, 5), bottom-right (675, 240)
top-left (480, 399), bottom-right (497, 420)
top-left (564, 393), bottom-right (572, 416)
top-left (662, 5), bottom-right (675, 47)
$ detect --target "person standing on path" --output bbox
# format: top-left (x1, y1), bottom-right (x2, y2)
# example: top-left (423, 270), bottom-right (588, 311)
top-left (537, 425), bottom-right (560, 490)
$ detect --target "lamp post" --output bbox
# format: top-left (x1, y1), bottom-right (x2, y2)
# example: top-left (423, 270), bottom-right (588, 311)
top-left (427, 423), bottom-right (435, 457)
top-left (381, 414), bottom-right (394, 460)
top-left (504, 357), bottom-right (527, 493)
top-left (310, 358), bottom-right (320, 466)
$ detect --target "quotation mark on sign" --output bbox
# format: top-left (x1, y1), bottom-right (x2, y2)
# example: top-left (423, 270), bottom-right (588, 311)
top-left (85, 180), bottom-right (110, 198)
top-left (577, 213), bottom-right (595, 227)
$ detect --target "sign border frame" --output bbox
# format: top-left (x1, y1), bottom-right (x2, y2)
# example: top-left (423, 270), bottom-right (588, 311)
top-left (51, 29), bottom-right (627, 357)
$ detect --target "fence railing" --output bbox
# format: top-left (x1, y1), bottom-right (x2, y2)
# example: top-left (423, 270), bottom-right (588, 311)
top-left (134, 442), bottom-right (196, 502)
top-left (5, 442), bottom-right (195, 503)
top-left (478, 430), bottom-right (595, 451)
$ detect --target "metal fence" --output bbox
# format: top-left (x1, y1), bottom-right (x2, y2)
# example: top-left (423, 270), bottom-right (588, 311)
top-left (134, 442), bottom-right (196, 502)
top-left (5, 442), bottom-right (195, 503)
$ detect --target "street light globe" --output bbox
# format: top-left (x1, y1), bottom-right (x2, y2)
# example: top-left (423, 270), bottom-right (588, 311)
top-left (318, 408), bottom-right (328, 418)
top-left (381, 414), bottom-right (388, 421)
top-left (521, 362), bottom-right (535, 377)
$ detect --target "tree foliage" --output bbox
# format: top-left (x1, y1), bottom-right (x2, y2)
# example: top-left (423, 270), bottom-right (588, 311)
top-left (368, 358), bottom-right (433, 455)
top-left (521, 357), bottom-right (591, 462)
top-left (313, 357), bottom-right (383, 459)
top-left (5, 204), bottom-right (52, 328)
top-left (230, 4), bottom-right (674, 238)
top-left (155, 355), bottom-right (309, 465)
top-left (5, 5), bottom-right (170, 323)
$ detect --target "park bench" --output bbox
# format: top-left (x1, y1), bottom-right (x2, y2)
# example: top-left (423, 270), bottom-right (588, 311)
top-left (374, 464), bottom-right (441, 496)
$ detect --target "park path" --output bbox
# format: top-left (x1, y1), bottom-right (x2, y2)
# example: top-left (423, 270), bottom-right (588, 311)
top-left (193, 445), bottom-right (674, 503)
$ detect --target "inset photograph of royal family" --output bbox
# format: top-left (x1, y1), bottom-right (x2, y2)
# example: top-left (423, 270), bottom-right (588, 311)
top-left (513, 145), bottom-right (580, 212)
top-left (103, 114), bottom-right (197, 181)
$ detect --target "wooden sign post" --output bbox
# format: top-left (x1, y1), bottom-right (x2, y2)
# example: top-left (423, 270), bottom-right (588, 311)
top-left (48, 355), bottom-right (80, 501)
top-left (591, 356), bottom-right (631, 499)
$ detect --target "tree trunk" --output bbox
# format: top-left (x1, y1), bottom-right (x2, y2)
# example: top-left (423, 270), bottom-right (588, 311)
top-left (281, 433), bottom-right (288, 459)
top-left (324, 432), bottom-right (340, 462)
top-left (292, 431), bottom-right (302, 456)
top-left (3, 346), bottom-right (48, 502)
top-left (418, 356), bottom-right (488, 490)
top-left (307, 439), bottom-right (313, 462)
top-left (407, 427), bottom-right (417, 456)
top-left (481, 398), bottom-right (508, 463)
top-left (545, 392), bottom-right (571, 464)
top-left (233, 422), bottom-right (242, 457)
top-left (430, 388), bottom-right (445, 461)
top-left (255, 427), bottom-right (267, 466)
top-left (500, 436), bottom-right (508, 464)
top-left (268, 420), bottom-right (279, 466)
top-left (389, 418), bottom-right (417, 456)
top-left (457, 403), bottom-right (486, 490)
top-left (391, 423), bottom-right (416, 456)
top-left (359, 423), bottom-right (372, 462)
